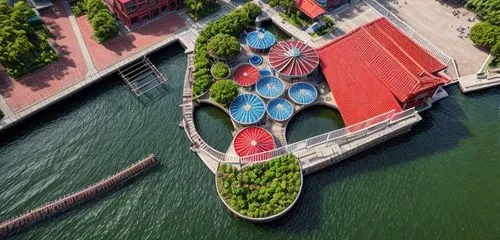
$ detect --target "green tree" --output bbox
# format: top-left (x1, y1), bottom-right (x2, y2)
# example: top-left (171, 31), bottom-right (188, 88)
top-left (193, 76), bottom-right (212, 96)
top-left (85, 0), bottom-right (107, 20)
top-left (209, 80), bottom-right (238, 105)
top-left (207, 33), bottom-right (240, 60)
top-left (470, 21), bottom-right (497, 47)
top-left (0, 109), bottom-right (4, 119)
top-left (91, 10), bottom-right (119, 42)
top-left (491, 41), bottom-right (500, 58)
top-left (211, 62), bottom-right (230, 79)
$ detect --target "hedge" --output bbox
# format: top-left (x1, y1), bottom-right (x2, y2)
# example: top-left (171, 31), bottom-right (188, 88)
top-left (192, 3), bottom-right (261, 97)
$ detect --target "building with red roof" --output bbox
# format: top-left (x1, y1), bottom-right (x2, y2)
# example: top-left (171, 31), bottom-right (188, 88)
top-left (104, 0), bottom-right (181, 28)
top-left (296, 0), bottom-right (325, 19)
top-left (317, 18), bottom-right (449, 125)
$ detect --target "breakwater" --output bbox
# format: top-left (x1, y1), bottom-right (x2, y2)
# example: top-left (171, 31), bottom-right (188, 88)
top-left (0, 154), bottom-right (158, 237)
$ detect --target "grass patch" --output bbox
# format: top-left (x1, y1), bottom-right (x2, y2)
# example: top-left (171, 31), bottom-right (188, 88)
top-left (279, 12), bottom-right (312, 29)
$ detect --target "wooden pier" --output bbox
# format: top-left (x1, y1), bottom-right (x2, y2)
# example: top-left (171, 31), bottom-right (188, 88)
top-left (0, 154), bottom-right (159, 237)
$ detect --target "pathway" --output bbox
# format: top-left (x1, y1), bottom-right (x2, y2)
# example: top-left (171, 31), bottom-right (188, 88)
top-left (62, 0), bottom-right (97, 75)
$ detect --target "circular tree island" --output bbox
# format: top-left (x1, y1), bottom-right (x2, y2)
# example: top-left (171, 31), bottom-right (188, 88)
top-left (207, 33), bottom-right (241, 60)
top-left (210, 80), bottom-right (239, 106)
top-left (216, 154), bottom-right (303, 222)
top-left (211, 62), bottom-right (231, 79)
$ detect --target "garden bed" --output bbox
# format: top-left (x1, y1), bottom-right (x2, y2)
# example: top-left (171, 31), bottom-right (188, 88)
top-left (216, 154), bottom-right (303, 221)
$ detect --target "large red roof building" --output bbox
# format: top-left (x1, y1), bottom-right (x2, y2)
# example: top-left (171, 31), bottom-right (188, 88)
top-left (104, 0), bottom-right (182, 28)
top-left (317, 18), bottom-right (449, 125)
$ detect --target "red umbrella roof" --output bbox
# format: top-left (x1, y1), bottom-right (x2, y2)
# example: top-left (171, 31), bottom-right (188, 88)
top-left (233, 127), bottom-right (275, 157)
top-left (233, 64), bottom-right (260, 87)
top-left (269, 40), bottom-right (319, 78)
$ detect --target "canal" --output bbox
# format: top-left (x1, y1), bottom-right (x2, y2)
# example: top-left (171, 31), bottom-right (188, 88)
top-left (0, 44), bottom-right (499, 239)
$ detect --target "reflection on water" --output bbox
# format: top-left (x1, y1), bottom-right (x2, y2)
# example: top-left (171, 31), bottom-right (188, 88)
top-left (194, 104), bottom-right (234, 152)
top-left (286, 105), bottom-right (344, 143)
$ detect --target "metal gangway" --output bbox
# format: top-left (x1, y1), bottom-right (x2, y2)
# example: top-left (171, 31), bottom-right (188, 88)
top-left (118, 56), bottom-right (167, 97)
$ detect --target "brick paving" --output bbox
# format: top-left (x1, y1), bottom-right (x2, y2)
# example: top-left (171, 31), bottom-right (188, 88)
top-left (0, 1), bottom-right (87, 112)
top-left (76, 13), bottom-right (186, 71)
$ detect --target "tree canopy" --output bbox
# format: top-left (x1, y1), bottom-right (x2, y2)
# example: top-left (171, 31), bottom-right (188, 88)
top-left (0, 0), bottom-right (57, 77)
top-left (185, 0), bottom-right (218, 21)
top-left (209, 79), bottom-right (238, 105)
top-left (192, 3), bottom-right (261, 97)
top-left (217, 155), bottom-right (302, 218)
top-left (466, 0), bottom-right (500, 58)
top-left (211, 62), bottom-right (230, 79)
top-left (85, 0), bottom-right (119, 42)
top-left (207, 33), bottom-right (240, 60)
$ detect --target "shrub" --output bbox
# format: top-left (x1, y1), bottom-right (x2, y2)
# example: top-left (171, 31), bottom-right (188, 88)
top-left (207, 33), bottom-right (240, 60)
top-left (217, 154), bottom-right (301, 218)
top-left (211, 62), bottom-right (230, 79)
top-left (209, 79), bottom-right (238, 105)
top-left (91, 10), bottom-right (119, 42)
top-left (192, 3), bottom-right (261, 100)
top-left (470, 21), bottom-right (497, 47)
top-left (0, 109), bottom-right (4, 120)
top-left (85, 0), bottom-right (107, 20)
top-left (193, 75), bottom-right (212, 96)
top-left (492, 41), bottom-right (500, 58)
top-left (71, 1), bottom-right (87, 17)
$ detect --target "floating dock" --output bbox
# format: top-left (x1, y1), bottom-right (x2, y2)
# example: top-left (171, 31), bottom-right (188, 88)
top-left (0, 154), bottom-right (159, 237)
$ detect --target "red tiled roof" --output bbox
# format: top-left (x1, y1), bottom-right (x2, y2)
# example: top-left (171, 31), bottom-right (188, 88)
top-left (317, 17), bottom-right (448, 125)
top-left (296, 0), bottom-right (325, 19)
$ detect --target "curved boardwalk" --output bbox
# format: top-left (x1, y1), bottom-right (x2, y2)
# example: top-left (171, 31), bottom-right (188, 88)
top-left (0, 154), bottom-right (158, 237)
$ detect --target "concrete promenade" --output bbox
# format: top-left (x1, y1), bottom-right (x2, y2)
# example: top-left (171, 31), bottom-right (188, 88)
top-left (0, 29), bottom-right (196, 132)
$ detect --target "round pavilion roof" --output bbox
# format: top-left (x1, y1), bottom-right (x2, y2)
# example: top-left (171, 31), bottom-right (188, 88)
top-left (229, 94), bottom-right (266, 125)
top-left (259, 69), bottom-right (272, 77)
top-left (233, 64), bottom-right (260, 87)
top-left (256, 76), bottom-right (285, 99)
top-left (267, 98), bottom-right (293, 122)
top-left (288, 82), bottom-right (318, 105)
top-left (233, 126), bottom-right (275, 157)
top-left (246, 29), bottom-right (276, 50)
top-left (269, 40), bottom-right (319, 78)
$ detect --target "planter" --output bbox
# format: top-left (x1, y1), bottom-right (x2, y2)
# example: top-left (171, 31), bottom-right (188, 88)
top-left (215, 156), bottom-right (303, 222)
top-left (210, 62), bottom-right (231, 80)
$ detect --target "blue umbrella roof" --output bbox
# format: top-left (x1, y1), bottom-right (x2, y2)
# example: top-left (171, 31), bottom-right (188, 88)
top-left (229, 94), bottom-right (266, 125)
top-left (259, 69), bottom-right (272, 77)
top-left (288, 82), bottom-right (318, 105)
top-left (246, 29), bottom-right (276, 50)
top-left (267, 98), bottom-right (293, 122)
top-left (256, 76), bottom-right (285, 99)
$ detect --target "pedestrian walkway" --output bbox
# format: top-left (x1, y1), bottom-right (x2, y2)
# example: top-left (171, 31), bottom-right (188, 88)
top-left (62, 0), bottom-right (97, 75)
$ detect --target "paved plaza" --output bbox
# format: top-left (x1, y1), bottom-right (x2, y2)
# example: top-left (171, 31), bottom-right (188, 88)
top-left (376, 0), bottom-right (488, 76)
top-left (0, 1), bottom-right (87, 112)
top-left (77, 14), bottom-right (186, 71)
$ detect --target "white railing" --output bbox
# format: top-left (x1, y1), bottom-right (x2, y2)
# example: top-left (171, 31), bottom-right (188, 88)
top-left (183, 101), bottom-right (417, 165)
top-left (363, 0), bottom-right (452, 66)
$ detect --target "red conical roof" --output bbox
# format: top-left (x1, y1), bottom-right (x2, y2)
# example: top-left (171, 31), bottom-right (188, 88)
top-left (233, 64), bottom-right (260, 87)
top-left (233, 127), bottom-right (275, 157)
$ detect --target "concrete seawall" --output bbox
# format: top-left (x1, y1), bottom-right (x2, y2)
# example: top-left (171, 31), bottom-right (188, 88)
top-left (0, 154), bottom-right (159, 237)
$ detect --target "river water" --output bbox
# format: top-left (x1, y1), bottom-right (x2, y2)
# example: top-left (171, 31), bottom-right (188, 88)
top-left (0, 44), bottom-right (499, 239)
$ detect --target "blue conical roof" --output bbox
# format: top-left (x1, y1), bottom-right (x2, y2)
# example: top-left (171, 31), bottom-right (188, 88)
top-left (267, 98), bottom-right (293, 122)
top-left (229, 94), bottom-right (266, 125)
top-left (288, 82), bottom-right (318, 105)
top-left (246, 29), bottom-right (276, 50)
top-left (256, 76), bottom-right (285, 99)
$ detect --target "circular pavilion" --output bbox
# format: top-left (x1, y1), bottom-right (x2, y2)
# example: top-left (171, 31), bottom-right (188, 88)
top-left (267, 98), bottom-right (293, 122)
top-left (256, 76), bottom-right (285, 99)
top-left (288, 82), bottom-right (318, 105)
top-left (233, 64), bottom-right (260, 88)
top-left (269, 40), bottom-right (319, 81)
top-left (246, 29), bottom-right (276, 51)
top-left (259, 69), bottom-right (272, 77)
top-left (233, 126), bottom-right (276, 157)
top-left (229, 94), bottom-right (266, 125)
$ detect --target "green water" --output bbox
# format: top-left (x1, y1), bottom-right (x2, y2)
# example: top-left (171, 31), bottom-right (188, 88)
top-left (286, 106), bottom-right (344, 143)
top-left (1, 44), bottom-right (499, 239)
top-left (260, 20), bottom-right (291, 41)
